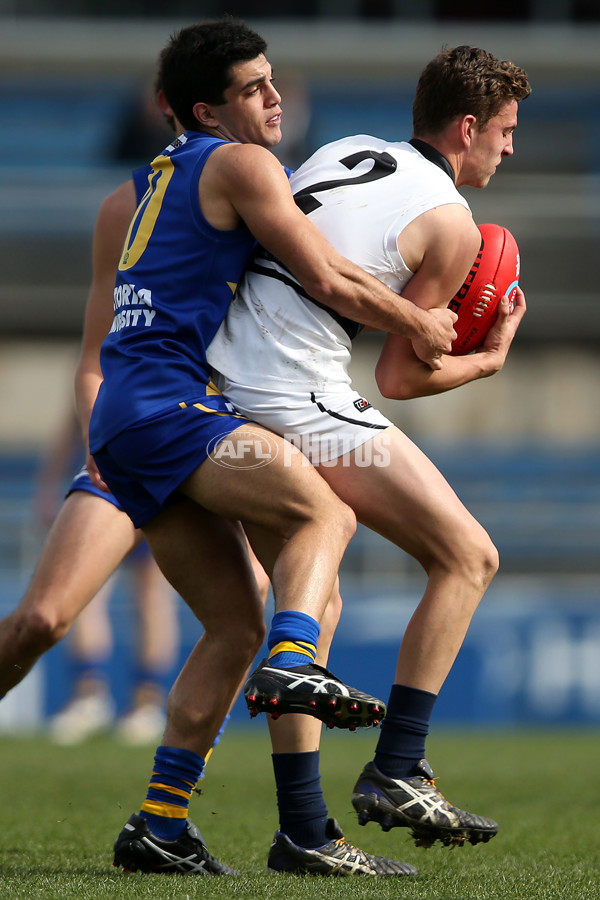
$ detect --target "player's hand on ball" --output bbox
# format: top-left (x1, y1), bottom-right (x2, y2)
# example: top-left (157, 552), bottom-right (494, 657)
top-left (412, 306), bottom-right (458, 370)
top-left (481, 285), bottom-right (526, 362)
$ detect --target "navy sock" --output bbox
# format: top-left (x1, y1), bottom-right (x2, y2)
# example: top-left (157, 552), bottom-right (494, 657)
top-left (272, 751), bottom-right (329, 849)
top-left (373, 683), bottom-right (437, 779)
top-left (267, 610), bottom-right (320, 669)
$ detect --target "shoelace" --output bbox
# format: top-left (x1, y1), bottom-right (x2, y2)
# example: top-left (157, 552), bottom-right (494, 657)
top-left (333, 837), bottom-right (361, 854)
top-left (420, 774), bottom-right (448, 797)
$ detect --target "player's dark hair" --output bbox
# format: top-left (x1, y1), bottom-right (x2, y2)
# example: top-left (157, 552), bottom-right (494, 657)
top-left (412, 45), bottom-right (531, 137)
top-left (157, 18), bottom-right (268, 132)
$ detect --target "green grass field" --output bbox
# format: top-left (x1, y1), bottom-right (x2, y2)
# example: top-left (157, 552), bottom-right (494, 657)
top-left (1, 728), bottom-right (598, 899)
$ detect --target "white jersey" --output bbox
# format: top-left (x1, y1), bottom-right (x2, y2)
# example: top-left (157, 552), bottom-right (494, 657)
top-left (208, 134), bottom-right (470, 412)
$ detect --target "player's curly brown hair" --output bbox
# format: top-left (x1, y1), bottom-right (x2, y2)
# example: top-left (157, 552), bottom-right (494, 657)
top-left (412, 45), bottom-right (531, 137)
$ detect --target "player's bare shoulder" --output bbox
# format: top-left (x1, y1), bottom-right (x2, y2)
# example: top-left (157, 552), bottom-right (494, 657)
top-left (200, 142), bottom-right (292, 231)
top-left (96, 180), bottom-right (138, 233)
top-left (206, 141), bottom-right (288, 193)
top-left (92, 180), bottom-right (138, 271)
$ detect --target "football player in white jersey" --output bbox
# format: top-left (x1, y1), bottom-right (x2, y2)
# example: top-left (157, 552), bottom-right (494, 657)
top-left (209, 45), bottom-right (530, 849)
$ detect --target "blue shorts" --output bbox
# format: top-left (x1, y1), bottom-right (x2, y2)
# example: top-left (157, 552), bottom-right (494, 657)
top-left (67, 465), bottom-right (122, 509)
top-left (91, 395), bottom-right (248, 528)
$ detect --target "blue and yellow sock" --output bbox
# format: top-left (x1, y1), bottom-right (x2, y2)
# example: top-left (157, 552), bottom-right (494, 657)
top-left (140, 745), bottom-right (205, 840)
top-left (267, 610), bottom-right (320, 669)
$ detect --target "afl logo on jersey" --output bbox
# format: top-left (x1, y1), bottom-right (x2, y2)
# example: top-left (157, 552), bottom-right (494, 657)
top-left (353, 397), bottom-right (372, 413)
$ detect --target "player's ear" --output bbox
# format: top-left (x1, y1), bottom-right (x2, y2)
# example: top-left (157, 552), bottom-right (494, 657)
top-left (460, 114), bottom-right (477, 147)
top-left (193, 101), bottom-right (219, 128)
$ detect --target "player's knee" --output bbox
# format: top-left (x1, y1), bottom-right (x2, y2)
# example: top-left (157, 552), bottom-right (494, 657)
top-left (324, 494), bottom-right (356, 546)
top-left (461, 527), bottom-right (499, 590)
top-left (283, 471), bottom-right (356, 546)
top-left (430, 518), bottom-right (498, 593)
top-left (208, 607), bottom-right (266, 659)
top-left (482, 536), bottom-right (500, 584)
top-left (12, 606), bottom-right (71, 654)
top-left (341, 501), bottom-right (357, 543)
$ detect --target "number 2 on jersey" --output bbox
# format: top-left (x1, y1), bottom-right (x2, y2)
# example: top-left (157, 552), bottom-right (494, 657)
top-left (294, 150), bottom-right (397, 215)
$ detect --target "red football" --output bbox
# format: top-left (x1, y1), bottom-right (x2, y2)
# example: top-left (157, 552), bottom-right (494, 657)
top-left (448, 223), bottom-right (520, 355)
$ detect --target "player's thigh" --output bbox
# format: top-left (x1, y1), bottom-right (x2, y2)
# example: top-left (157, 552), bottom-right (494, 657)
top-left (180, 423), bottom-right (351, 539)
top-left (22, 491), bottom-right (139, 619)
top-left (141, 498), bottom-right (265, 636)
top-left (318, 426), bottom-right (489, 565)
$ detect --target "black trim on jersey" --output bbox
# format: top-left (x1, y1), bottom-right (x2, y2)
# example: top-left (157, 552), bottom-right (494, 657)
top-left (409, 139), bottom-right (455, 183)
top-left (310, 393), bottom-right (388, 430)
top-left (248, 259), bottom-right (364, 341)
